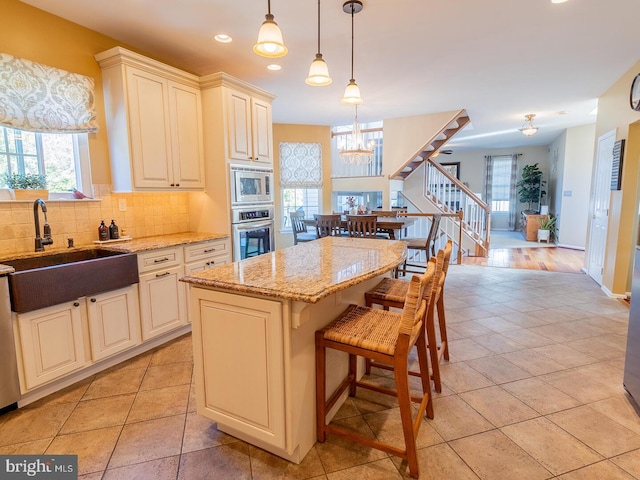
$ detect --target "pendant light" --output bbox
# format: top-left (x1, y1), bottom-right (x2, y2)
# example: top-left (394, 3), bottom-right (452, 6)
top-left (519, 114), bottom-right (539, 136)
top-left (341, 0), bottom-right (363, 105)
top-left (253, 0), bottom-right (288, 58)
top-left (306, 0), bottom-right (332, 86)
top-left (340, 105), bottom-right (374, 165)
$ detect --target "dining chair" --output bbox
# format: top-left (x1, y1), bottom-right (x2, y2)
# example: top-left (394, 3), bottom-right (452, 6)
top-left (314, 214), bottom-right (342, 238)
top-left (345, 214), bottom-right (379, 238)
top-left (316, 260), bottom-right (437, 479)
top-left (290, 211), bottom-right (316, 245)
top-left (400, 214), bottom-right (441, 275)
top-left (364, 241), bottom-right (452, 392)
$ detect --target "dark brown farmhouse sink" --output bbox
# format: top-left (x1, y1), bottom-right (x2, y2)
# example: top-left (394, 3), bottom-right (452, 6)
top-left (4, 249), bottom-right (139, 313)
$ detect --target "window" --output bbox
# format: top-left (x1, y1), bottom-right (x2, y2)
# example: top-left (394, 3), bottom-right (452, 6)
top-left (490, 156), bottom-right (513, 213)
top-left (282, 188), bottom-right (320, 228)
top-left (280, 142), bottom-right (323, 230)
top-left (0, 126), bottom-right (91, 197)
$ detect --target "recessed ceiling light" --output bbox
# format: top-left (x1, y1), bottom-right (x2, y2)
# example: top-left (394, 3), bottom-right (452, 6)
top-left (214, 34), bottom-right (232, 44)
top-left (551, 0), bottom-right (568, 3)
top-left (267, 64), bottom-right (281, 71)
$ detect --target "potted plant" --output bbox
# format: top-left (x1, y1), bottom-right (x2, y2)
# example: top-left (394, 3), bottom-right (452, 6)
top-left (516, 163), bottom-right (546, 214)
top-left (2, 173), bottom-right (48, 200)
top-left (537, 215), bottom-right (556, 243)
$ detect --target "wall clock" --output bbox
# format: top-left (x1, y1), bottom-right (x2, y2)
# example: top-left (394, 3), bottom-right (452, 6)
top-left (631, 73), bottom-right (640, 111)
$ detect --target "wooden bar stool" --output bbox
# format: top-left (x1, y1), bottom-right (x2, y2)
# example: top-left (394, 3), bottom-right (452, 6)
top-left (365, 240), bottom-right (452, 392)
top-left (316, 260), bottom-right (437, 479)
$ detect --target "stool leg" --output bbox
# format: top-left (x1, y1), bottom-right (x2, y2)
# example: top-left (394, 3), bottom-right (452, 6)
top-left (437, 293), bottom-right (449, 361)
top-left (393, 348), bottom-right (420, 478)
top-left (415, 328), bottom-right (434, 419)
top-left (349, 354), bottom-right (358, 397)
top-left (315, 331), bottom-right (327, 442)
top-left (426, 306), bottom-right (442, 393)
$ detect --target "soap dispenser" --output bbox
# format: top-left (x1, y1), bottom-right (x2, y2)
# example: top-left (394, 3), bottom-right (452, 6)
top-left (109, 220), bottom-right (119, 240)
top-left (98, 220), bottom-right (109, 241)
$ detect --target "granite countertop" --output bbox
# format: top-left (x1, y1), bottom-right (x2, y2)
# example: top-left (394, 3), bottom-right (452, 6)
top-left (0, 232), bottom-right (229, 263)
top-left (181, 236), bottom-right (407, 304)
top-left (0, 265), bottom-right (15, 275)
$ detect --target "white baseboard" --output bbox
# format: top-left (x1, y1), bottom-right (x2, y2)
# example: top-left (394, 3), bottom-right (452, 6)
top-left (557, 243), bottom-right (586, 251)
top-left (601, 283), bottom-right (626, 299)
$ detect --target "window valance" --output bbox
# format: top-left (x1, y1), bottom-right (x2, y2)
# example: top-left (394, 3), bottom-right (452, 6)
top-left (280, 142), bottom-right (323, 188)
top-left (0, 53), bottom-right (99, 133)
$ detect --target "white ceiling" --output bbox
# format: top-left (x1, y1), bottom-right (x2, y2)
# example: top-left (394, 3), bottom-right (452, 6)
top-left (21, 0), bottom-right (640, 151)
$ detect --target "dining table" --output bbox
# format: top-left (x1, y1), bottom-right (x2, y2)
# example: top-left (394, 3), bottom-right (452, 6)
top-left (303, 215), bottom-right (416, 240)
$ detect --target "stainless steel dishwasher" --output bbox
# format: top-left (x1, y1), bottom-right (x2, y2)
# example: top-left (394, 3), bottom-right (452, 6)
top-left (0, 273), bottom-right (20, 413)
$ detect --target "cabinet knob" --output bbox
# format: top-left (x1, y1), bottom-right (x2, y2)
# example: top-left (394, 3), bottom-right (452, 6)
top-left (170, 183), bottom-right (175, 187)
top-left (73, 302), bottom-right (80, 307)
top-left (175, 184), bottom-right (180, 187)
top-left (90, 298), bottom-right (97, 303)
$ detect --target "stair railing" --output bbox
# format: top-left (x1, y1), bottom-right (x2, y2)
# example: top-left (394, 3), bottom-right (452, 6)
top-left (424, 159), bottom-right (491, 255)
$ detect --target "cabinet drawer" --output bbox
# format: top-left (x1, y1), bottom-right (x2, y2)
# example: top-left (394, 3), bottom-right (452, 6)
top-left (137, 247), bottom-right (183, 273)
top-left (184, 239), bottom-right (229, 262)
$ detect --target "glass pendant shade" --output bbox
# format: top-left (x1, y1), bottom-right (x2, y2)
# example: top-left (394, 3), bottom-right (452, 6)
top-left (306, 54), bottom-right (332, 86)
top-left (342, 79), bottom-right (363, 105)
top-left (253, 14), bottom-right (288, 58)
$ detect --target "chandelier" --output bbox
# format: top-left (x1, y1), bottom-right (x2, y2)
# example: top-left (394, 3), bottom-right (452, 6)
top-left (519, 114), bottom-right (539, 136)
top-left (339, 105), bottom-right (374, 165)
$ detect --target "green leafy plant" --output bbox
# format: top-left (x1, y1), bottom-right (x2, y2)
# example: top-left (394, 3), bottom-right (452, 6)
top-left (2, 173), bottom-right (47, 190)
top-left (516, 163), bottom-right (546, 213)
top-left (538, 215), bottom-right (557, 241)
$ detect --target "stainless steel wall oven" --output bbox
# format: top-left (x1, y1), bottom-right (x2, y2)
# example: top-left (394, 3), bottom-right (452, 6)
top-left (231, 205), bottom-right (275, 261)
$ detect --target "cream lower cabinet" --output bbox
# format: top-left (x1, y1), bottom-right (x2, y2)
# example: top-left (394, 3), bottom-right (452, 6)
top-left (87, 286), bottom-right (141, 361)
top-left (15, 300), bottom-right (87, 391)
top-left (138, 247), bottom-right (186, 340)
top-left (191, 289), bottom-right (286, 449)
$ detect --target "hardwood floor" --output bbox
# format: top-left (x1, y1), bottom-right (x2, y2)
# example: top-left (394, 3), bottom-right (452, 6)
top-left (464, 246), bottom-right (585, 273)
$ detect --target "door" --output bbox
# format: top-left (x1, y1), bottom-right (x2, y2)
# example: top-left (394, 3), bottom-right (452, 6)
top-left (125, 67), bottom-right (173, 188)
top-left (587, 129), bottom-right (616, 284)
top-left (17, 301), bottom-right (86, 390)
top-left (87, 286), bottom-right (141, 361)
top-left (252, 99), bottom-right (273, 164)
top-left (169, 82), bottom-right (205, 188)
top-left (227, 90), bottom-right (253, 161)
top-left (139, 265), bottom-right (186, 340)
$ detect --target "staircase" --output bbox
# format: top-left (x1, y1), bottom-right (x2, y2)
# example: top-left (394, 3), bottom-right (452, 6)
top-left (390, 109), bottom-right (470, 180)
top-left (390, 108), bottom-right (490, 257)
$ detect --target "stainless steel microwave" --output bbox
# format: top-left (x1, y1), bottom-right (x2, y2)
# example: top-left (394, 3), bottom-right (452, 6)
top-left (230, 164), bottom-right (274, 205)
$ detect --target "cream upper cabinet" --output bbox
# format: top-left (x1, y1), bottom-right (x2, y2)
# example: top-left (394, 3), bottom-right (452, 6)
top-left (95, 47), bottom-right (204, 191)
top-left (226, 89), bottom-right (273, 164)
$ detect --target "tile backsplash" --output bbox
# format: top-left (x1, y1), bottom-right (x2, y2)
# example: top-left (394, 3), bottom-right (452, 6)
top-left (0, 185), bottom-right (190, 256)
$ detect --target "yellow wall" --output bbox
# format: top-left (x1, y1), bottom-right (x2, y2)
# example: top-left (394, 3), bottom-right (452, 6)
top-left (592, 60), bottom-right (640, 294)
top-left (272, 124), bottom-right (331, 249)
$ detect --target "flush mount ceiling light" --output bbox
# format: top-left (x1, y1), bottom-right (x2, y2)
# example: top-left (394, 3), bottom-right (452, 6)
top-left (519, 114), bottom-right (539, 136)
top-left (306, 0), bottom-right (332, 86)
top-left (253, 0), bottom-right (287, 58)
top-left (341, 0), bottom-right (364, 105)
top-left (340, 105), bottom-right (375, 165)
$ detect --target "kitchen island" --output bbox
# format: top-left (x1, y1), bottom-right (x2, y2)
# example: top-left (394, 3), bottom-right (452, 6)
top-left (181, 236), bottom-right (407, 463)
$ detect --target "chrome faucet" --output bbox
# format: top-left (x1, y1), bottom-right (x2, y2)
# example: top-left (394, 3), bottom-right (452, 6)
top-left (33, 198), bottom-right (53, 252)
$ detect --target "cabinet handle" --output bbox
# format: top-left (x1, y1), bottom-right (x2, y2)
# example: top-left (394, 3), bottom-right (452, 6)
top-left (153, 257), bottom-right (170, 263)
top-left (170, 183), bottom-right (175, 187)
top-left (90, 298), bottom-right (97, 303)
top-left (156, 272), bottom-right (171, 278)
top-left (73, 302), bottom-right (80, 307)
top-left (203, 248), bottom-right (216, 253)
top-left (175, 184), bottom-right (180, 187)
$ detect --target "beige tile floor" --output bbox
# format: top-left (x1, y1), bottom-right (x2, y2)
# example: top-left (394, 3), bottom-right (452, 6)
top-left (1, 265), bottom-right (639, 479)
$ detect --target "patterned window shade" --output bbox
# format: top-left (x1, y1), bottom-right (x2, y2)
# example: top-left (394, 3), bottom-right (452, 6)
top-left (279, 142), bottom-right (323, 188)
top-left (0, 53), bottom-right (99, 133)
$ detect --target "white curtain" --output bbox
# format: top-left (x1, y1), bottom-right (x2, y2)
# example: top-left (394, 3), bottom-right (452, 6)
top-left (0, 53), bottom-right (99, 133)
top-left (483, 155), bottom-right (493, 208)
top-left (279, 142), bottom-right (323, 188)
top-left (508, 154), bottom-right (519, 230)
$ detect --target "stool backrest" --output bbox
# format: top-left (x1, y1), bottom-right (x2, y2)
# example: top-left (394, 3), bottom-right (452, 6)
top-left (399, 259), bottom-right (435, 339)
top-left (346, 215), bottom-right (378, 238)
top-left (315, 214), bottom-right (342, 238)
